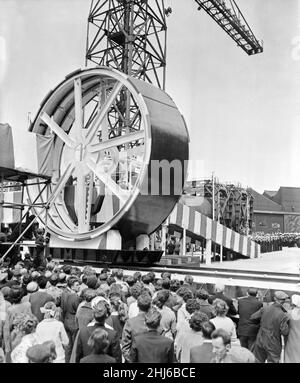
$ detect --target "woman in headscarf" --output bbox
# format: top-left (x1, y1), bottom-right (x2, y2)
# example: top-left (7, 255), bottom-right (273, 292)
top-left (284, 294), bottom-right (300, 363)
top-left (10, 313), bottom-right (38, 363)
top-left (35, 301), bottom-right (69, 363)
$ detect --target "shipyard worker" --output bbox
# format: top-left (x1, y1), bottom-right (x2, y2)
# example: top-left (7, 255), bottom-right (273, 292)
top-left (34, 228), bottom-right (46, 269)
top-left (237, 287), bottom-right (263, 350)
top-left (251, 290), bottom-right (290, 363)
top-left (130, 308), bottom-right (175, 363)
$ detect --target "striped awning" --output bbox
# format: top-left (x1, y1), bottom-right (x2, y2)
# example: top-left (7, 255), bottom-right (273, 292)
top-left (168, 202), bottom-right (260, 258)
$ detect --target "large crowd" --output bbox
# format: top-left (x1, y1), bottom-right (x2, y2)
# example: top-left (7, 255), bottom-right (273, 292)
top-left (250, 232), bottom-right (300, 253)
top-left (0, 240), bottom-right (300, 364)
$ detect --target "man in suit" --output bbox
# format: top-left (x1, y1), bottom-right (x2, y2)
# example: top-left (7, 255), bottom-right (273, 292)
top-left (208, 283), bottom-right (237, 318)
top-left (190, 321), bottom-right (216, 363)
top-left (74, 299), bottom-right (121, 363)
top-left (237, 288), bottom-right (263, 350)
top-left (122, 292), bottom-right (152, 362)
top-left (29, 275), bottom-right (54, 322)
top-left (130, 308), bottom-right (175, 363)
top-left (61, 276), bottom-right (80, 362)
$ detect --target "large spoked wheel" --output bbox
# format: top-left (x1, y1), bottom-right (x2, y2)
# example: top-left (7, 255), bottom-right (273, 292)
top-left (29, 67), bottom-right (189, 243)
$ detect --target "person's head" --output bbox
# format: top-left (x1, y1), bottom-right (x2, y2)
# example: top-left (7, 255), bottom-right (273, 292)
top-left (92, 299), bottom-right (111, 324)
top-left (107, 276), bottom-right (116, 286)
top-left (87, 328), bottom-right (109, 354)
top-left (67, 277), bottom-right (80, 293)
top-left (161, 272), bottom-right (171, 280)
top-left (115, 269), bottom-right (124, 280)
top-left (10, 286), bottom-right (24, 304)
top-left (58, 272), bottom-right (67, 284)
top-left (153, 289), bottom-right (170, 309)
top-left (195, 288), bottom-right (209, 301)
top-left (36, 228), bottom-right (44, 236)
top-left (154, 279), bottom-right (163, 291)
top-left (184, 275), bottom-right (194, 285)
top-left (26, 281), bottom-right (39, 294)
top-left (211, 329), bottom-right (231, 359)
top-left (49, 274), bottom-right (58, 287)
top-left (161, 278), bottom-right (171, 290)
top-left (129, 284), bottom-right (142, 300)
top-left (214, 283), bottom-right (225, 294)
top-left (37, 275), bottom-right (48, 289)
top-left (82, 288), bottom-right (97, 303)
top-left (176, 287), bottom-right (194, 302)
top-left (141, 274), bottom-right (151, 285)
top-left (125, 275), bottom-right (135, 287)
top-left (213, 298), bottom-right (228, 317)
top-left (40, 301), bottom-right (59, 320)
top-left (21, 274), bottom-right (32, 287)
top-left (189, 311), bottom-right (209, 331)
top-left (133, 271), bottom-right (142, 282)
top-left (62, 265), bottom-right (72, 275)
top-left (20, 313), bottom-right (39, 335)
top-left (86, 275), bottom-right (98, 290)
top-left (145, 308), bottom-right (162, 330)
top-left (26, 341), bottom-right (57, 363)
top-left (185, 298), bottom-right (201, 315)
top-left (12, 269), bottom-right (22, 281)
top-left (274, 291), bottom-right (289, 305)
top-left (247, 288), bottom-right (258, 297)
top-left (147, 272), bottom-right (155, 283)
top-left (137, 292), bottom-right (152, 313)
top-left (201, 321), bottom-right (216, 340)
top-left (170, 279), bottom-right (181, 292)
top-left (291, 294), bottom-right (300, 308)
top-left (99, 273), bottom-right (108, 282)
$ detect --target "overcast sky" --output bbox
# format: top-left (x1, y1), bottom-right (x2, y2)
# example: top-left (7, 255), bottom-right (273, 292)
top-left (0, 0), bottom-right (300, 193)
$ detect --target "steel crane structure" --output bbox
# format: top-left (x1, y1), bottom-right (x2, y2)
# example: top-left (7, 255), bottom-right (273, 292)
top-left (85, 0), bottom-right (263, 90)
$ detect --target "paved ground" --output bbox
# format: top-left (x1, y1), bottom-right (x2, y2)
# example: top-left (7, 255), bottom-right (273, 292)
top-left (201, 247), bottom-right (300, 274)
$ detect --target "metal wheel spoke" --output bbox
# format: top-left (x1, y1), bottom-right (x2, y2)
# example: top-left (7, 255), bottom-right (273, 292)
top-left (40, 111), bottom-right (76, 148)
top-left (85, 81), bottom-right (123, 144)
top-left (74, 164), bottom-right (89, 232)
top-left (86, 159), bottom-right (129, 204)
top-left (88, 130), bottom-right (144, 154)
top-left (74, 78), bottom-right (84, 143)
top-left (48, 162), bottom-right (75, 206)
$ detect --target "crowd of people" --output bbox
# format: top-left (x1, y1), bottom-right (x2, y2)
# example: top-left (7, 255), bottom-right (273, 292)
top-left (250, 232), bottom-right (300, 253)
top-left (0, 246), bottom-right (300, 364)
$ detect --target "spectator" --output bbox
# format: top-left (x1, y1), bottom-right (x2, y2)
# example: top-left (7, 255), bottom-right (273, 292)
top-left (210, 299), bottom-right (239, 345)
top-left (251, 290), bottom-right (290, 363)
top-left (26, 341), bottom-right (57, 363)
top-left (284, 294), bottom-right (300, 363)
top-left (46, 274), bottom-right (62, 306)
top-left (80, 328), bottom-right (116, 363)
top-left (127, 284), bottom-right (142, 319)
top-left (29, 275), bottom-right (55, 322)
top-left (237, 287), bottom-right (263, 350)
top-left (153, 290), bottom-right (176, 340)
top-left (208, 283), bottom-right (238, 318)
top-left (35, 302), bottom-right (68, 363)
top-left (176, 288), bottom-right (194, 330)
top-left (211, 328), bottom-right (255, 363)
top-left (176, 311), bottom-right (208, 363)
top-left (74, 299), bottom-right (121, 363)
top-left (75, 289), bottom-right (97, 331)
top-left (61, 276), bottom-right (80, 362)
top-left (11, 314), bottom-right (38, 363)
top-left (190, 321), bottom-right (216, 363)
top-left (130, 308), bottom-right (175, 363)
top-left (195, 288), bottom-right (215, 319)
top-left (122, 292), bottom-right (152, 362)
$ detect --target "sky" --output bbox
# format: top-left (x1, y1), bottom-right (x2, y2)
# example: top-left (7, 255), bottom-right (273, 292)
top-left (0, 0), bottom-right (300, 194)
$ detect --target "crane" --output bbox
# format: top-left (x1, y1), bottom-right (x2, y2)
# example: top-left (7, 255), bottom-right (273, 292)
top-left (85, 0), bottom-right (263, 90)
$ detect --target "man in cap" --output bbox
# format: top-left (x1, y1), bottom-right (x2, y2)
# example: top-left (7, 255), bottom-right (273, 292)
top-left (237, 287), bottom-right (263, 350)
top-left (250, 290), bottom-right (290, 363)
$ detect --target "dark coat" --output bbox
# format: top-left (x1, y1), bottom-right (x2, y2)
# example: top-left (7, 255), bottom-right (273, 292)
top-left (190, 342), bottom-right (214, 363)
top-left (80, 353), bottom-right (116, 363)
top-left (130, 330), bottom-right (175, 363)
top-left (237, 296), bottom-right (263, 337)
top-left (250, 302), bottom-right (290, 356)
top-left (75, 323), bottom-right (122, 363)
top-left (208, 292), bottom-right (237, 317)
top-left (29, 290), bottom-right (55, 322)
top-left (76, 303), bottom-right (94, 331)
top-left (61, 290), bottom-right (80, 333)
top-left (121, 312), bottom-right (148, 362)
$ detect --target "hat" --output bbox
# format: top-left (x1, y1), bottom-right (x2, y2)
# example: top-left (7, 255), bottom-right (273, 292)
top-left (274, 291), bottom-right (289, 301)
top-left (291, 294), bottom-right (300, 308)
top-left (58, 272), bottom-right (66, 282)
top-left (26, 281), bottom-right (38, 293)
top-left (91, 296), bottom-right (110, 310)
top-left (26, 341), bottom-right (56, 363)
top-left (44, 270), bottom-right (52, 279)
top-left (31, 271), bottom-right (40, 279)
top-left (0, 272), bottom-right (8, 283)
